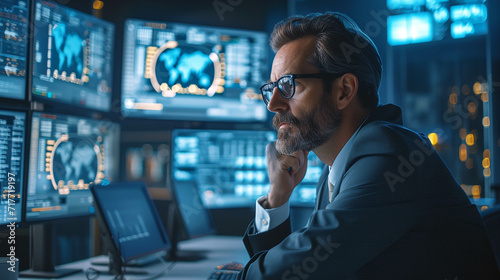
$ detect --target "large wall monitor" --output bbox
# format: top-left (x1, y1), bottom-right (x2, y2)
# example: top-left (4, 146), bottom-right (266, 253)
top-left (25, 112), bottom-right (120, 221)
top-left (0, 109), bottom-right (26, 224)
top-left (387, 0), bottom-right (488, 46)
top-left (121, 19), bottom-right (268, 122)
top-left (0, 0), bottom-right (29, 100)
top-left (171, 129), bottom-right (324, 208)
top-left (31, 0), bottom-right (114, 111)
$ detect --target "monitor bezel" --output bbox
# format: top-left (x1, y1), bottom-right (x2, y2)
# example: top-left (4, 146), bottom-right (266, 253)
top-left (90, 181), bottom-right (171, 263)
top-left (24, 111), bottom-right (120, 223)
top-left (169, 180), bottom-right (217, 240)
top-left (0, 107), bottom-right (29, 225)
top-left (120, 18), bottom-right (270, 122)
top-left (30, 0), bottom-right (115, 113)
top-left (0, 0), bottom-right (31, 103)
top-left (170, 128), bottom-right (277, 209)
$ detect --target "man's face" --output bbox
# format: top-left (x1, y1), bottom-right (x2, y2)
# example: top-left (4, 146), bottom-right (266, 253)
top-left (268, 36), bottom-right (342, 155)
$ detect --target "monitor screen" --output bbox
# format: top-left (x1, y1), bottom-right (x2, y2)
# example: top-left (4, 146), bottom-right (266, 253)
top-left (121, 19), bottom-right (268, 122)
top-left (0, 0), bottom-right (29, 100)
top-left (31, 0), bottom-right (114, 111)
top-left (90, 182), bottom-right (170, 263)
top-left (171, 129), bottom-right (323, 208)
top-left (172, 180), bottom-right (216, 239)
top-left (387, 0), bottom-right (488, 46)
top-left (25, 112), bottom-right (120, 221)
top-left (0, 110), bottom-right (26, 224)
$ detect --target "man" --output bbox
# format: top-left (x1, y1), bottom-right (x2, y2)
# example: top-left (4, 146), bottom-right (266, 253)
top-left (239, 12), bottom-right (500, 279)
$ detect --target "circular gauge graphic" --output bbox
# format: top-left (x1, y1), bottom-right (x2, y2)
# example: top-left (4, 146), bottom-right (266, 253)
top-left (49, 134), bottom-right (102, 192)
top-left (150, 41), bottom-right (222, 97)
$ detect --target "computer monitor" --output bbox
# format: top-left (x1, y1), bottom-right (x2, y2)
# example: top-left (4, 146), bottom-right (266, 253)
top-left (0, 109), bottom-right (26, 225)
top-left (171, 129), bottom-right (323, 209)
top-left (0, 0), bottom-right (29, 100)
top-left (90, 182), bottom-right (171, 276)
top-left (31, 0), bottom-right (114, 111)
top-left (165, 179), bottom-right (215, 261)
top-left (121, 19), bottom-right (268, 122)
top-left (20, 112), bottom-right (119, 278)
top-left (25, 112), bottom-right (120, 221)
top-left (387, 0), bottom-right (488, 46)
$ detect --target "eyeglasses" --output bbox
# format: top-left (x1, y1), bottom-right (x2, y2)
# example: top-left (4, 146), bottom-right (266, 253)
top-left (259, 73), bottom-right (343, 105)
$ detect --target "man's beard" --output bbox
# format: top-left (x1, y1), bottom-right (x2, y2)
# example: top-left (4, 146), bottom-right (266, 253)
top-left (273, 101), bottom-right (342, 155)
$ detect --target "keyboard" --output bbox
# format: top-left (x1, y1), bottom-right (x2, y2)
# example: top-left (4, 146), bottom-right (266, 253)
top-left (207, 270), bottom-right (240, 280)
top-left (207, 262), bottom-right (243, 280)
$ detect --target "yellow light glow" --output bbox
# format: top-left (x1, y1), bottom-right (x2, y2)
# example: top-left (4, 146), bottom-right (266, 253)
top-left (466, 158), bottom-right (473, 169)
top-left (459, 144), bottom-right (467, 162)
top-left (459, 128), bottom-right (467, 140)
top-left (481, 206), bottom-right (488, 211)
top-left (93, 0), bottom-right (104, 10)
top-left (483, 117), bottom-right (490, 127)
top-left (466, 134), bottom-right (475, 146)
top-left (449, 93), bottom-right (457, 105)
top-left (483, 149), bottom-right (490, 158)
top-left (482, 158), bottom-right (490, 168)
top-left (473, 82), bottom-right (482, 94)
top-left (467, 102), bottom-right (476, 113)
top-left (472, 185), bottom-right (481, 199)
top-left (188, 84), bottom-right (198, 93)
top-left (481, 93), bottom-right (489, 102)
top-left (171, 84), bottom-right (182, 93)
top-left (484, 168), bottom-right (491, 177)
top-left (428, 133), bottom-right (438, 146)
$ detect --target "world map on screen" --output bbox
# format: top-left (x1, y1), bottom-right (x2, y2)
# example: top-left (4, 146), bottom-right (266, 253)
top-left (156, 46), bottom-right (214, 89)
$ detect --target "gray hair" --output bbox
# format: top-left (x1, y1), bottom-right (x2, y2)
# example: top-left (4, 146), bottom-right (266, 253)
top-left (270, 12), bottom-right (382, 110)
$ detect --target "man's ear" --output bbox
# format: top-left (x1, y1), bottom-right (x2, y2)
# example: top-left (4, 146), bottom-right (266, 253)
top-left (336, 73), bottom-right (358, 110)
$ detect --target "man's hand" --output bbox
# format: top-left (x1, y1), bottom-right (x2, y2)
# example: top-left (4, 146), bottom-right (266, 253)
top-left (265, 142), bottom-right (309, 208)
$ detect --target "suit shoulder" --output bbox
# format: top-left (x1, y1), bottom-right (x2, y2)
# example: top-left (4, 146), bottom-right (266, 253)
top-left (350, 120), bottom-right (431, 158)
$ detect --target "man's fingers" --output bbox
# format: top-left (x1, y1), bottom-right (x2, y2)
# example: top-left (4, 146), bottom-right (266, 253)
top-left (266, 142), bottom-right (308, 173)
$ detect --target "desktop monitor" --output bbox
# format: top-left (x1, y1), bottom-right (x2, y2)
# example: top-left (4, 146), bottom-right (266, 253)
top-left (0, 109), bottom-right (26, 225)
top-left (0, 0), bottom-right (29, 100)
top-left (25, 112), bottom-right (120, 222)
top-left (171, 129), bottom-right (323, 209)
top-left (121, 19), bottom-right (268, 122)
top-left (167, 180), bottom-right (216, 261)
top-left (90, 182), bottom-right (171, 276)
top-left (31, 0), bottom-right (114, 111)
top-left (387, 0), bottom-right (488, 46)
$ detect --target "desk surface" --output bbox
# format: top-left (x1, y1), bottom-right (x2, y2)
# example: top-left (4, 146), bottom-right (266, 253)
top-left (20, 235), bottom-right (248, 280)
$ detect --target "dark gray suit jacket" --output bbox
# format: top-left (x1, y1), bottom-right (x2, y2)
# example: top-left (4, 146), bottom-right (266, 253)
top-left (240, 104), bottom-right (500, 279)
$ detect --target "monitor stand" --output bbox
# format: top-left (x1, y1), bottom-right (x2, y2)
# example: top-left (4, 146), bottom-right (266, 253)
top-left (19, 223), bottom-right (81, 278)
top-left (166, 241), bottom-right (207, 262)
top-left (165, 202), bottom-right (207, 262)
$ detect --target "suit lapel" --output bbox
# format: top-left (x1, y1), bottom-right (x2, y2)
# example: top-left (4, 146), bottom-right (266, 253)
top-left (315, 165), bottom-right (330, 210)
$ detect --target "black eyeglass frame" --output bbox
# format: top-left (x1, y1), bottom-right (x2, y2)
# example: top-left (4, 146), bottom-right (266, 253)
top-left (259, 73), bottom-right (344, 105)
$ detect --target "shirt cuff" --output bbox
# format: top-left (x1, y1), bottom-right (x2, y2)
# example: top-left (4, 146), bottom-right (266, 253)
top-left (254, 195), bottom-right (290, 233)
